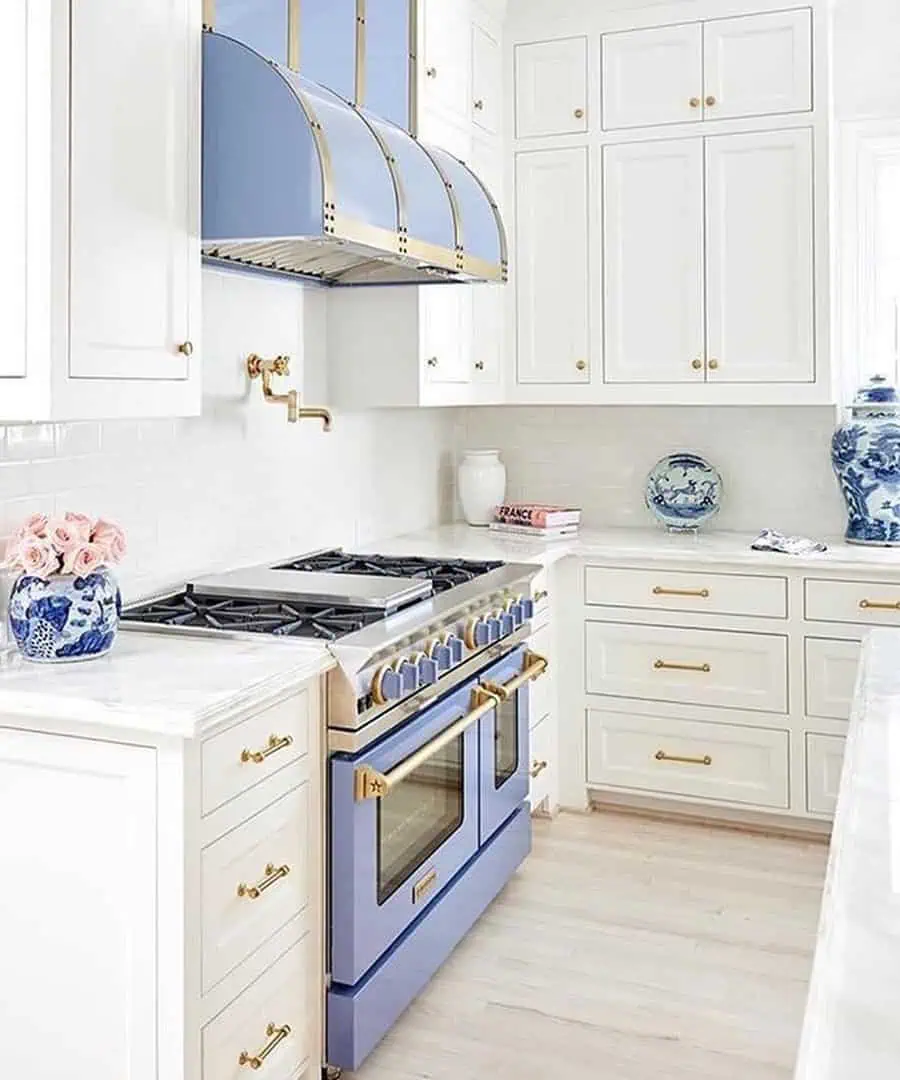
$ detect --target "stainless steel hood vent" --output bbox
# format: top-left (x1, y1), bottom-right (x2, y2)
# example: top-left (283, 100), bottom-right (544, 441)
top-left (202, 31), bottom-right (508, 287)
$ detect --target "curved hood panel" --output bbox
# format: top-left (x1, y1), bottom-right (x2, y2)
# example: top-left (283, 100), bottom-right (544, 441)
top-left (202, 31), bottom-right (507, 286)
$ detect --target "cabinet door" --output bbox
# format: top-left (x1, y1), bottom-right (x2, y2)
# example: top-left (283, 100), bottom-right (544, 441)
top-left (69, 0), bottom-right (197, 380)
top-left (706, 129), bottom-right (814, 383)
top-left (0, 730), bottom-right (157, 1080)
top-left (602, 24), bottom-right (703, 130)
top-left (515, 148), bottom-right (590, 384)
top-left (471, 22), bottom-right (501, 134)
top-left (421, 284), bottom-right (471, 384)
top-left (0, 0), bottom-right (27, 378)
top-left (704, 9), bottom-right (812, 121)
top-left (603, 139), bottom-right (705, 384)
top-left (420, 0), bottom-right (471, 125)
top-left (515, 37), bottom-right (588, 138)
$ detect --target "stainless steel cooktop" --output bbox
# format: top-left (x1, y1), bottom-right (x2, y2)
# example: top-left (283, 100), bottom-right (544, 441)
top-left (190, 567), bottom-right (432, 611)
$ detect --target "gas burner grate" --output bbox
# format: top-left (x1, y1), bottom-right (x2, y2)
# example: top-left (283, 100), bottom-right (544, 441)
top-left (124, 590), bottom-right (384, 641)
top-left (273, 551), bottom-right (504, 594)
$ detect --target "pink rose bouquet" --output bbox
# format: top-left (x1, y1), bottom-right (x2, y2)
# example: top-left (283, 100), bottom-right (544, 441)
top-left (5, 512), bottom-right (127, 579)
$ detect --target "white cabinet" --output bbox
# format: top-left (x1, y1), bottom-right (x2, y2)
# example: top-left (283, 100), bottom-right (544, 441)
top-left (600, 9), bottom-right (812, 130)
top-left (1, 0), bottom-right (27, 379)
top-left (706, 128), bottom-right (814, 383)
top-left (704, 10), bottom-right (813, 121)
top-left (515, 147), bottom-right (590, 384)
top-left (471, 22), bottom-right (501, 134)
top-left (3, 0), bottom-right (200, 421)
top-left (602, 24), bottom-right (703, 130)
top-left (805, 732), bottom-right (845, 817)
top-left (420, 0), bottom-right (471, 126)
top-left (603, 139), bottom-right (705, 384)
top-left (804, 638), bottom-right (861, 722)
top-left (514, 37), bottom-right (588, 138)
top-left (422, 286), bottom-right (472, 385)
top-left (0, 730), bottom-right (158, 1080)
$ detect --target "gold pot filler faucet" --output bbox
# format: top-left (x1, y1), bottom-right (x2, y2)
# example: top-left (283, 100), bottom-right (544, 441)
top-left (246, 354), bottom-right (333, 431)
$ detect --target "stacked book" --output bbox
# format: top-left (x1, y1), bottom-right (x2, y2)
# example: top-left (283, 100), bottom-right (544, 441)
top-left (489, 503), bottom-right (581, 539)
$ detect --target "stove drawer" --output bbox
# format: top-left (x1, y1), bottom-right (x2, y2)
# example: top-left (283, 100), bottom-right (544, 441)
top-left (202, 784), bottom-right (309, 994)
top-left (202, 689), bottom-right (310, 816)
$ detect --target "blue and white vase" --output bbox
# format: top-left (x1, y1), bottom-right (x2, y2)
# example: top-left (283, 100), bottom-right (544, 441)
top-left (8, 569), bottom-right (121, 662)
top-left (831, 375), bottom-right (900, 546)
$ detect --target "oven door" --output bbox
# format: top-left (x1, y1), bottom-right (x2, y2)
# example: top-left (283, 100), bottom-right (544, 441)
top-left (478, 646), bottom-right (547, 844)
top-left (330, 676), bottom-right (488, 987)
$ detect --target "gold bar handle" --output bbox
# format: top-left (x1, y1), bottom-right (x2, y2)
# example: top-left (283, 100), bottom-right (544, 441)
top-left (652, 585), bottom-right (710, 598)
top-left (534, 589), bottom-right (549, 602)
top-left (241, 734), bottom-right (293, 764)
top-left (239, 1022), bottom-right (291, 1069)
top-left (530, 759), bottom-right (548, 778)
top-left (237, 863), bottom-right (291, 900)
top-left (482, 651), bottom-right (549, 702)
top-left (354, 687), bottom-right (501, 800)
top-left (860, 599), bottom-right (900, 611)
top-left (654, 659), bottom-right (711, 673)
top-left (655, 749), bottom-right (712, 767)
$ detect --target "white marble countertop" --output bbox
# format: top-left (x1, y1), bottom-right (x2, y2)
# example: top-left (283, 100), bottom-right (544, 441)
top-left (365, 523), bottom-right (900, 575)
top-left (0, 632), bottom-right (333, 740)
top-left (795, 629), bottom-right (900, 1078)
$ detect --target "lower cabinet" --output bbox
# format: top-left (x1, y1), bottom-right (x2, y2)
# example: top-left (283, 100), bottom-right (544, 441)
top-left (805, 732), bottom-right (846, 818)
top-left (586, 707), bottom-right (790, 810)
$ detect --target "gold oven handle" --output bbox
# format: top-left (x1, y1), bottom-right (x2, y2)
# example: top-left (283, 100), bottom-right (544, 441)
top-left (354, 687), bottom-right (502, 801)
top-left (482, 651), bottom-right (549, 702)
top-left (241, 734), bottom-right (293, 764)
top-left (238, 1022), bottom-right (292, 1069)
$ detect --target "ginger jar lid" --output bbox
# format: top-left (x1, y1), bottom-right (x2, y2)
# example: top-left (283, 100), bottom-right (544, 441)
top-left (851, 374), bottom-right (900, 415)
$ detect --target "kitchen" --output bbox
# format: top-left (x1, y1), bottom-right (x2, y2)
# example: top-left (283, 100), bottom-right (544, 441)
top-left (0, 0), bottom-right (899, 1078)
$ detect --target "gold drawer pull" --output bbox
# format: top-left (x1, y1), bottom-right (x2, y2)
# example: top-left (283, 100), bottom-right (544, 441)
top-left (482, 650), bottom-right (549, 702)
top-left (241, 734), bottom-right (293, 764)
top-left (530, 759), bottom-right (548, 778)
top-left (655, 749), bottom-right (712, 767)
top-left (237, 862), bottom-right (291, 900)
top-left (654, 659), bottom-right (711, 673)
top-left (534, 589), bottom-right (549, 602)
top-left (859, 599), bottom-right (900, 611)
top-left (239, 1022), bottom-right (291, 1069)
top-left (652, 586), bottom-right (710, 598)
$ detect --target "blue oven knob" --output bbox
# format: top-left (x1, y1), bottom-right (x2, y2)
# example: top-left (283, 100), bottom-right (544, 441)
top-left (446, 634), bottom-right (464, 663)
top-left (396, 659), bottom-right (418, 694)
top-left (372, 664), bottom-right (403, 704)
top-left (508, 600), bottom-right (525, 627)
top-left (499, 611), bottom-right (515, 636)
top-left (474, 620), bottom-right (491, 647)
top-left (417, 655), bottom-right (439, 685)
top-left (520, 596), bottom-right (535, 620)
top-left (485, 616), bottom-right (502, 642)
top-left (429, 640), bottom-right (452, 671)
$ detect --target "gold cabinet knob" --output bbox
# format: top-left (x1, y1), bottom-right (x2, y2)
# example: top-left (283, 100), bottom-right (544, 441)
top-left (177, 340), bottom-right (194, 356)
top-left (474, 99), bottom-right (484, 111)
top-left (691, 357), bottom-right (703, 370)
top-left (689, 97), bottom-right (701, 108)
top-left (426, 66), bottom-right (437, 78)
top-left (705, 95), bottom-right (717, 107)
top-left (425, 356), bottom-right (438, 368)
top-left (574, 107), bottom-right (585, 119)
top-left (575, 359), bottom-right (587, 372)
top-left (708, 357), bottom-right (719, 371)
top-left (474, 360), bottom-right (485, 371)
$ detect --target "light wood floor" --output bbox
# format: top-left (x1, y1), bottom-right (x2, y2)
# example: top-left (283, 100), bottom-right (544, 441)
top-left (353, 811), bottom-right (828, 1080)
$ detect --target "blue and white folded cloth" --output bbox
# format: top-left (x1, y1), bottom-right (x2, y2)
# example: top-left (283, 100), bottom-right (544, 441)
top-left (751, 529), bottom-right (827, 555)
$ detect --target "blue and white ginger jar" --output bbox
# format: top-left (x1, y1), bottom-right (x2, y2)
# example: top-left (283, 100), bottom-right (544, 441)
top-left (831, 375), bottom-right (900, 546)
top-left (8, 569), bottom-right (121, 662)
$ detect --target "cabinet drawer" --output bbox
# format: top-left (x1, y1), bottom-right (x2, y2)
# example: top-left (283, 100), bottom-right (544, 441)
top-left (804, 638), bottom-right (860, 722)
top-left (528, 713), bottom-right (555, 810)
top-left (805, 578), bottom-right (900, 627)
top-left (202, 690), bottom-right (310, 816)
top-left (806, 732), bottom-right (845, 817)
top-left (202, 784), bottom-right (309, 994)
top-left (529, 622), bottom-right (553, 726)
top-left (584, 565), bottom-right (787, 619)
top-left (203, 935), bottom-right (309, 1080)
top-left (585, 622), bottom-right (788, 713)
top-left (587, 708), bottom-right (789, 809)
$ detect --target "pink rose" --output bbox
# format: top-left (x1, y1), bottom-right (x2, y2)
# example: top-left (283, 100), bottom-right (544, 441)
top-left (47, 518), bottom-right (82, 556)
top-left (16, 512), bottom-right (49, 540)
top-left (63, 511), bottom-right (93, 543)
top-left (91, 519), bottom-right (127, 565)
top-left (62, 542), bottom-right (107, 578)
top-left (18, 537), bottom-right (59, 578)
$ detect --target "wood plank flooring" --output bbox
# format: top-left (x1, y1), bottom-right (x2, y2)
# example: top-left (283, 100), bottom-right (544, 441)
top-left (353, 811), bottom-right (828, 1080)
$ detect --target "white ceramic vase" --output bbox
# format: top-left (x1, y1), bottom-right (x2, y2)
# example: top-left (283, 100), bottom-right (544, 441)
top-left (458, 449), bottom-right (506, 526)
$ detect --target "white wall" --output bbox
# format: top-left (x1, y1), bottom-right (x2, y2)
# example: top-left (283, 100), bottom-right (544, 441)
top-left (833, 0), bottom-right (900, 120)
top-left (0, 269), bottom-right (456, 600)
top-left (455, 406), bottom-right (845, 536)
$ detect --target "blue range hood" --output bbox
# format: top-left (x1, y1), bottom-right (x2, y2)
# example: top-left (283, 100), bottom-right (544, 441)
top-left (202, 31), bottom-right (508, 286)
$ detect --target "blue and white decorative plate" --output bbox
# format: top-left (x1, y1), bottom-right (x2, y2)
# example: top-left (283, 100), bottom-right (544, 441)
top-left (644, 453), bottom-right (723, 532)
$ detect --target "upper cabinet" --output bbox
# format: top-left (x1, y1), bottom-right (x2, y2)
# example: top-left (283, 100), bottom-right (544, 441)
top-left (419, 0), bottom-right (472, 128)
top-left (601, 8), bottom-right (813, 130)
top-left (472, 23), bottom-right (501, 134)
top-left (515, 37), bottom-right (588, 138)
top-left (4, 0), bottom-right (200, 421)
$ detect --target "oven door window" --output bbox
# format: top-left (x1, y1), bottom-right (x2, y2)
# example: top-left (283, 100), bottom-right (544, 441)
top-left (494, 693), bottom-right (520, 789)
top-left (376, 732), bottom-right (465, 905)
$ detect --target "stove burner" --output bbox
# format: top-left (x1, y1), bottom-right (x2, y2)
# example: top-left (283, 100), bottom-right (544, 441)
top-left (124, 590), bottom-right (384, 641)
top-left (273, 551), bottom-right (504, 594)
